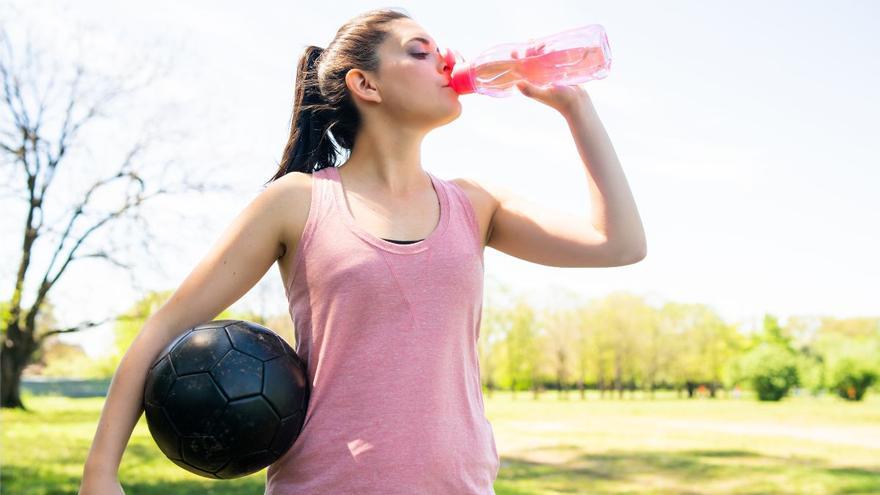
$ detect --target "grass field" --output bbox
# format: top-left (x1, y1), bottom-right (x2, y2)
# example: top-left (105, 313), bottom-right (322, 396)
top-left (2, 389), bottom-right (878, 494)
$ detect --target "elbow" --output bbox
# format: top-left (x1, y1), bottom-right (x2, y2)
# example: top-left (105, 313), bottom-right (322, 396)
top-left (616, 242), bottom-right (647, 266)
top-left (634, 241), bottom-right (647, 261)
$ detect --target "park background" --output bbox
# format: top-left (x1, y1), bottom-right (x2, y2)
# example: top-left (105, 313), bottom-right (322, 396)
top-left (2, 0), bottom-right (878, 494)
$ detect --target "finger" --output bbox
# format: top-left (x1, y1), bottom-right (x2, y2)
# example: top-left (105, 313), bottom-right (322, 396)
top-left (525, 42), bottom-right (546, 56)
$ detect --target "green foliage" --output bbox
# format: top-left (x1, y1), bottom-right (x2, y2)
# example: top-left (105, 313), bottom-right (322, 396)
top-left (40, 341), bottom-right (94, 378)
top-left (94, 289), bottom-right (243, 377)
top-left (794, 353), bottom-right (826, 395)
top-left (811, 319), bottom-right (880, 401)
top-left (830, 357), bottom-right (877, 401)
top-left (0, 299), bottom-right (10, 337)
top-left (762, 314), bottom-right (794, 350)
top-left (736, 343), bottom-right (799, 401)
top-left (30, 289), bottom-right (253, 380)
top-left (828, 353), bottom-right (878, 401)
top-left (478, 289), bottom-right (878, 404)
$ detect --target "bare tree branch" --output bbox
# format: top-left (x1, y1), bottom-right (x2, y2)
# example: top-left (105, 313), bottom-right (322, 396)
top-left (35, 312), bottom-right (148, 345)
top-left (0, 9), bottom-right (238, 408)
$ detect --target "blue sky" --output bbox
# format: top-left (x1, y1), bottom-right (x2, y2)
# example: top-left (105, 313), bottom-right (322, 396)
top-left (3, 0), bottom-right (879, 357)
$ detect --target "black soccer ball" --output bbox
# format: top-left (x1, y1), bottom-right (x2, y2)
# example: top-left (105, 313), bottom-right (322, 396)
top-left (142, 319), bottom-right (309, 479)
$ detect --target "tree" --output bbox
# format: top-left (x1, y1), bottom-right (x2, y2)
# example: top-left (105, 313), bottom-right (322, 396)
top-left (28, 336), bottom-right (92, 378)
top-left (641, 303), bottom-right (678, 398)
top-left (0, 15), bottom-right (231, 409)
top-left (829, 354), bottom-right (877, 401)
top-left (579, 298), bottom-right (614, 398)
top-left (478, 275), bottom-right (516, 399)
top-left (812, 319), bottom-right (880, 401)
top-left (504, 297), bottom-right (540, 398)
top-left (735, 343), bottom-right (799, 401)
top-left (540, 306), bottom-right (576, 399)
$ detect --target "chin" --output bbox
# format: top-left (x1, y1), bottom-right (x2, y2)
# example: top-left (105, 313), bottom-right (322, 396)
top-left (419, 101), bottom-right (462, 130)
top-left (440, 101), bottom-right (463, 124)
top-left (433, 110), bottom-right (460, 128)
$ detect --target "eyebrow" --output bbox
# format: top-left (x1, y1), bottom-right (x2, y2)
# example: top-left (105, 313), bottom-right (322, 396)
top-left (404, 36), bottom-right (436, 47)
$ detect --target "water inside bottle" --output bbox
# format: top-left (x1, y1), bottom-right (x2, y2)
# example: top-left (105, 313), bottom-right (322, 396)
top-left (474, 45), bottom-right (609, 94)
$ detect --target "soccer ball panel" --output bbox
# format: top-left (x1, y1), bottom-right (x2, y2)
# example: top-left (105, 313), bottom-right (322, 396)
top-left (144, 402), bottom-right (182, 460)
top-left (220, 395), bottom-right (279, 449)
top-left (144, 355), bottom-right (176, 407)
top-left (211, 349), bottom-right (263, 399)
top-left (263, 356), bottom-right (308, 416)
top-left (180, 434), bottom-right (233, 474)
top-left (165, 374), bottom-right (228, 434)
top-left (270, 410), bottom-right (305, 456)
top-left (225, 321), bottom-right (282, 361)
top-left (215, 450), bottom-right (276, 479)
top-left (170, 328), bottom-right (232, 375)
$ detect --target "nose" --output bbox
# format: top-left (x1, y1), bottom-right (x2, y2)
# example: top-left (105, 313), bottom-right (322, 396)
top-left (437, 46), bottom-right (454, 78)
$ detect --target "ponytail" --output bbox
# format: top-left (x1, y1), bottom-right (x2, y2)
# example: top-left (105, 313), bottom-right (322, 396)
top-left (265, 46), bottom-right (336, 185)
top-left (263, 7), bottom-right (412, 185)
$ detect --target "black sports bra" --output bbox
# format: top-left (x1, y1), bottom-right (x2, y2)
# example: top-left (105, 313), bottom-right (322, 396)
top-left (381, 238), bottom-right (424, 245)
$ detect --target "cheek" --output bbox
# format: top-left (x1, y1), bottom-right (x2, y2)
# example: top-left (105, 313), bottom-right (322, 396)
top-left (381, 66), bottom-right (445, 113)
top-left (387, 80), bottom-right (435, 112)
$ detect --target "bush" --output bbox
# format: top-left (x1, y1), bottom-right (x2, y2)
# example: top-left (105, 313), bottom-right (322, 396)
top-left (795, 354), bottom-right (826, 396)
top-left (737, 343), bottom-right (799, 401)
top-left (829, 356), bottom-right (878, 401)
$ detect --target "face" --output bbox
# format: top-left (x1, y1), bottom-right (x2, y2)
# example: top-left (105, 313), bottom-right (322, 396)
top-left (348, 18), bottom-right (462, 131)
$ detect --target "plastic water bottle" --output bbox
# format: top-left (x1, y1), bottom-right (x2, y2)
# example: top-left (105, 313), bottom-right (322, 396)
top-left (443, 24), bottom-right (612, 97)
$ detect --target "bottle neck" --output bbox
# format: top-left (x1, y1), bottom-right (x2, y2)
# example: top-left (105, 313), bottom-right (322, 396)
top-left (450, 65), bottom-right (475, 95)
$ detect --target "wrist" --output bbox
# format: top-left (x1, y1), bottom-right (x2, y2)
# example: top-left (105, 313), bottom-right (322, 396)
top-left (83, 460), bottom-right (119, 478)
top-left (561, 94), bottom-right (594, 119)
top-left (562, 97), bottom-right (597, 124)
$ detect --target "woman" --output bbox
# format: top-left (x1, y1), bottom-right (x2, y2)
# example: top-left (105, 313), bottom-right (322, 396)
top-left (79, 7), bottom-right (646, 495)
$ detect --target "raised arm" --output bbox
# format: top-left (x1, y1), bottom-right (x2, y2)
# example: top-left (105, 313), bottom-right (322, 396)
top-left (474, 86), bottom-right (646, 268)
top-left (79, 172), bottom-right (306, 493)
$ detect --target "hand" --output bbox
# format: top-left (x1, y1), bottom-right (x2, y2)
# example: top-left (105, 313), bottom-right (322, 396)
top-left (510, 42), bottom-right (589, 114)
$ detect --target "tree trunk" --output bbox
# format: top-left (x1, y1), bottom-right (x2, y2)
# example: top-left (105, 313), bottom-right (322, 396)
top-left (1, 339), bottom-right (28, 410)
top-left (614, 354), bottom-right (623, 399)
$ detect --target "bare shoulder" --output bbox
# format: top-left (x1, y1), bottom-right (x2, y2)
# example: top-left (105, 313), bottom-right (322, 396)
top-left (448, 177), bottom-right (500, 248)
top-left (268, 171), bottom-right (314, 263)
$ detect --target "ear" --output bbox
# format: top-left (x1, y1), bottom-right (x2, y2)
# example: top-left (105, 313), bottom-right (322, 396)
top-left (345, 68), bottom-right (382, 104)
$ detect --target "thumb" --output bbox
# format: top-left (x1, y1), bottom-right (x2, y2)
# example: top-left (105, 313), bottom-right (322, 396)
top-left (516, 80), bottom-right (531, 95)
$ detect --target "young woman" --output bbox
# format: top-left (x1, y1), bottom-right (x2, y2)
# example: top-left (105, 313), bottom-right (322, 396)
top-left (79, 7), bottom-right (645, 495)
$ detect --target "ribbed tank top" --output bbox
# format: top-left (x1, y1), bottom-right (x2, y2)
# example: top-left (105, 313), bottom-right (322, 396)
top-left (265, 165), bottom-right (500, 494)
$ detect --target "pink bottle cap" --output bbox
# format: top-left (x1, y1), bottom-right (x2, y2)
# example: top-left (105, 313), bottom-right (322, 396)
top-left (441, 47), bottom-right (474, 95)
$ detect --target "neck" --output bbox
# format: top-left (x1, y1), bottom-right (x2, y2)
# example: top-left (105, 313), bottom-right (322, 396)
top-left (339, 120), bottom-right (430, 197)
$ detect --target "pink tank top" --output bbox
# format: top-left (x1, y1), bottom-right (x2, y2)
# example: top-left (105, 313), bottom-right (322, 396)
top-left (265, 165), bottom-right (500, 494)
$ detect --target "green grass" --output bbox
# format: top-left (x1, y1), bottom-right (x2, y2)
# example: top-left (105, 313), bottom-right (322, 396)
top-left (3, 389), bottom-right (879, 494)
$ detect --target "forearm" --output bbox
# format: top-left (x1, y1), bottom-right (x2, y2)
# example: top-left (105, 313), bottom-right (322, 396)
top-left (82, 319), bottom-right (169, 476)
top-left (562, 95), bottom-right (646, 258)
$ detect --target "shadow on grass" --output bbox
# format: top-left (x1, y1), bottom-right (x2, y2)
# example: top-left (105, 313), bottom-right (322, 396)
top-left (4, 448), bottom-right (878, 495)
top-left (493, 448), bottom-right (880, 495)
top-left (2, 462), bottom-right (266, 495)
top-left (1, 442), bottom-right (265, 495)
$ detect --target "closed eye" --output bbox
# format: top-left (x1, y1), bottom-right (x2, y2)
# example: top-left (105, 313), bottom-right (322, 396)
top-left (411, 47), bottom-right (440, 60)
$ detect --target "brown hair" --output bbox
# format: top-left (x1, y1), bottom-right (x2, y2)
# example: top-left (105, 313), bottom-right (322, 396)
top-left (264, 7), bottom-right (413, 185)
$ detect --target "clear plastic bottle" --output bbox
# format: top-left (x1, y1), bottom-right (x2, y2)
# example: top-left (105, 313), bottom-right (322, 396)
top-left (443, 24), bottom-right (612, 97)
